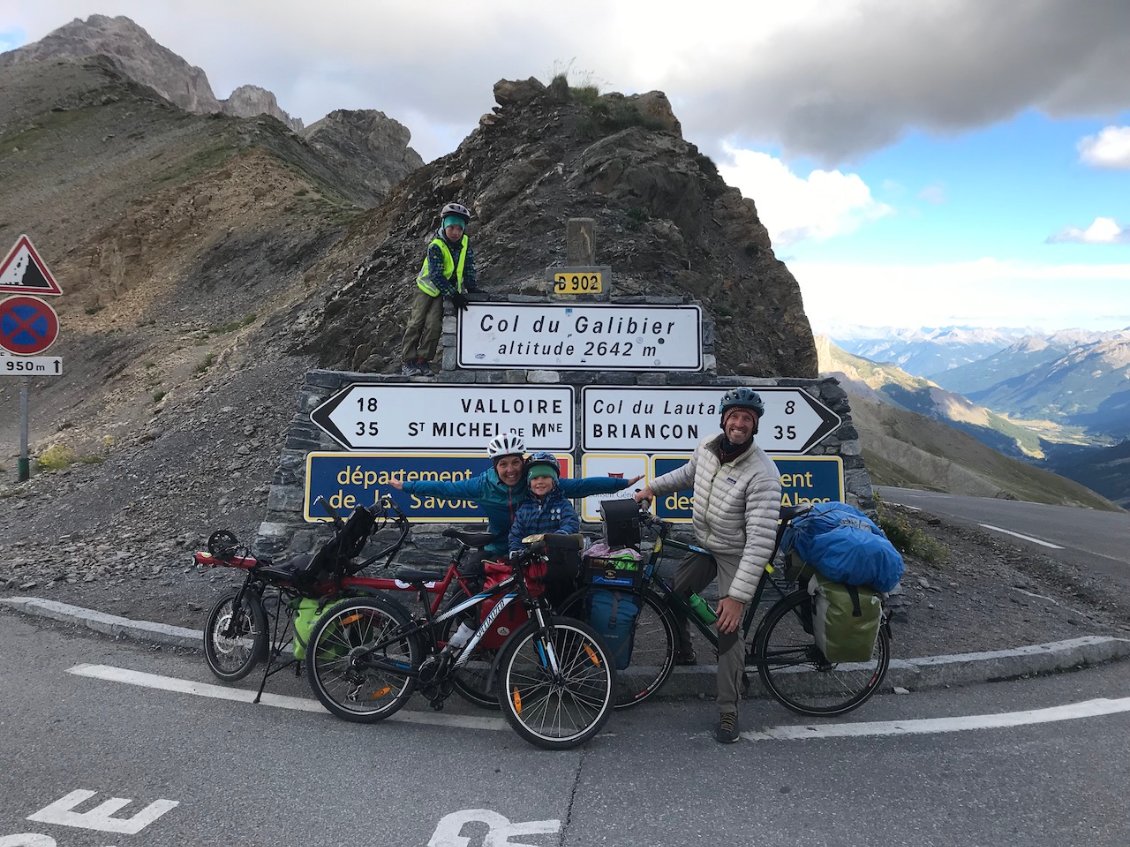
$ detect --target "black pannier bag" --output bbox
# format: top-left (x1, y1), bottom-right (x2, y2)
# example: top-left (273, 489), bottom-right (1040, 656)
top-left (600, 498), bottom-right (641, 549)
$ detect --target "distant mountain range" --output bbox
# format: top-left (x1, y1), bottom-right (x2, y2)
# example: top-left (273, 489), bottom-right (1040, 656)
top-left (832, 325), bottom-right (1036, 375)
top-left (821, 329), bottom-right (1130, 508)
top-left (833, 325), bottom-right (1130, 442)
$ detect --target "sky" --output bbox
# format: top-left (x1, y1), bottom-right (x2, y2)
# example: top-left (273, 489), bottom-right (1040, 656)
top-left (2, 0), bottom-right (1130, 336)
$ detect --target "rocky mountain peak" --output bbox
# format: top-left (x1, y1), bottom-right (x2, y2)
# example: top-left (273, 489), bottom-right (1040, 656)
top-left (223, 84), bottom-right (304, 132)
top-left (303, 76), bottom-right (815, 378)
top-left (0, 14), bottom-right (222, 114)
top-left (300, 109), bottom-right (424, 207)
top-left (0, 14), bottom-right (303, 131)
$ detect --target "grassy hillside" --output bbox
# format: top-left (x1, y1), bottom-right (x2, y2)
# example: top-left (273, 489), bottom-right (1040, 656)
top-left (848, 393), bottom-right (1119, 510)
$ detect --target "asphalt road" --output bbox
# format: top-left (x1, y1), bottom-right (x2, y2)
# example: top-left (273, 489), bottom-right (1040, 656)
top-left (876, 486), bottom-right (1130, 581)
top-left (4, 608), bottom-right (1130, 847)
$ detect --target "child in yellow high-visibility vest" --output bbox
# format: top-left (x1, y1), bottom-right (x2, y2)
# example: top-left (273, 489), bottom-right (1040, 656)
top-left (399, 201), bottom-right (478, 376)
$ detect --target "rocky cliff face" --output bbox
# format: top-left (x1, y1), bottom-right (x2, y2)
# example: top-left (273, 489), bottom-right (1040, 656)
top-left (223, 84), bottom-right (304, 132)
top-left (0, 14), bottom-right (222, 114)
top-left (303, 76), bottom-right (818, 378)
top-left (1, 14), bottom-right (304, 133)
top-left (301, 110), bottom-right (425, 207)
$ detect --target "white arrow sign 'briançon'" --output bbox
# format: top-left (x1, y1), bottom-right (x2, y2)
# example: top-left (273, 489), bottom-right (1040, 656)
top-left (581, 386), bottom-right (841, 453)
top-left (311, 383), bottom-right (576, 452)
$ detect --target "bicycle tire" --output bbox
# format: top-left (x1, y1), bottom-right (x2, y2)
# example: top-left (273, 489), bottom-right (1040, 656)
top-left (560, 588), bottom-right (677, 710)
top-left (753, 589), bottom-right (890, 717)
top-left (496, 617), bottom-right (615, 750)
top-left (439, 594), bottom-right (501, 711)
top-left (203, 589), bottom-right (268, 682)
top-left (306, 596), bottom-right (419, 723)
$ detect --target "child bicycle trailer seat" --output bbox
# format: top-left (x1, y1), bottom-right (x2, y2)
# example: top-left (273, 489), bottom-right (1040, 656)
top-left (294, 506), bottom-right (377, 586)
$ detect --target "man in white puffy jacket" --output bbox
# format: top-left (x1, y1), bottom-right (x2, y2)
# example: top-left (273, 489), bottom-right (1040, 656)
top-left (634, 387), bottom-right (781, 743)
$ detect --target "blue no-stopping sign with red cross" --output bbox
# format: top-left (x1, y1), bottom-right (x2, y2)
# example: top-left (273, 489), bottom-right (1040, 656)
top-left (0, 295), bottom-right (60, 355)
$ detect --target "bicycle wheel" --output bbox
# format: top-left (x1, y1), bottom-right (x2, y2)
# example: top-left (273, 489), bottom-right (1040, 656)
top-left (203, 589), bottom-right (268, 682)
top-left (306, 596), bottom-right (419, 723)
top-left (560, 589), bottom-right (676, 709)
top-left (439, 596), bottom-right (501, 711)
top-left (496, 617), bottom-right (615, 750)
top-left (754, 590), bottom-right (890, 717)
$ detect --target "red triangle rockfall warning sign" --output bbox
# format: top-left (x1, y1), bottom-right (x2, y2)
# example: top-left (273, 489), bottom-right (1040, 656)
top-left (0, 234), bottom-right (63, 296)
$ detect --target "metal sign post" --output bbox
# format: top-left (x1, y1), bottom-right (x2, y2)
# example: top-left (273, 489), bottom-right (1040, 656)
top-left (18, 376), bottom-right (29, 482)
top-left (0, 235), bottom-right (65, 483)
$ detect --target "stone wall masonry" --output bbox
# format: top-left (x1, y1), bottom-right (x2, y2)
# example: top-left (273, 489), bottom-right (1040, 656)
top-left (255, 292), bottom-right (873, 559)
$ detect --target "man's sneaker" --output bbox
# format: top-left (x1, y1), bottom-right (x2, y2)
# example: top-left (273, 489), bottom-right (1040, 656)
top-left (401, 362), bottom-right (420, 376)
top-left (715, 712), bottom-right (740, 744)
top-left (416, 359), bottom-right (434, 377)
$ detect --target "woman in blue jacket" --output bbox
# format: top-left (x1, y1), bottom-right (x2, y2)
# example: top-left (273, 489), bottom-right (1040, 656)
top-left (388, 432), bottom-right (637, 579)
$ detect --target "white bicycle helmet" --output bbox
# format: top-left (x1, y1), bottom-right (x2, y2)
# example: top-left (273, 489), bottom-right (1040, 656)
top-left (486, 431), bottom-right (525, 462)
top-left (441, 202), bottom-right (471, 224)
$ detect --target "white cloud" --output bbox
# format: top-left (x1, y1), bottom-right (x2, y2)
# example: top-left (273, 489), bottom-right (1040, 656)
top-left (5, 0), bottom-right (1130, 164)
top-left (717, 144), bottom-right (892, 246)
top-left (1047, 217), bottom-right (1130, 245)
top-left (792, 258), bottom-right (1130, 332)
top-left (1078, 126), bottom-right (1130, 169)
top-left (917, 184), bottom-right (946, 205)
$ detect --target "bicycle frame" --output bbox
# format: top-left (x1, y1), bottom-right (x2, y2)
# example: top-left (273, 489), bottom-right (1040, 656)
top-left (195, 498), bottom-right (484, 699)
top-left (345, 553), bottom-right (560, 684)
top-left (638, 509), bottom-right (802, 650)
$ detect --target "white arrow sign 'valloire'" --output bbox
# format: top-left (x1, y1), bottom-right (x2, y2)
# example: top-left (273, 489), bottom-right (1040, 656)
top-left (311, 383), bottom-right (575, 451)
top-left (582, 386), bottom-right (841, 453)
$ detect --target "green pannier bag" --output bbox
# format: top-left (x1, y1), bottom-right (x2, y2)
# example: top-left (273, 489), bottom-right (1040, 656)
top-left (292, 597), bottom-right (328, 660)
top-left (807, 573), bottom-right (882, 662)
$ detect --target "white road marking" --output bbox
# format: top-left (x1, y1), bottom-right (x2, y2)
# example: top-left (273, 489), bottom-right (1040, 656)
top-left (27, 789), bottom-right (177, 834)
top-left (979, 523), bottom-right (1064, 549)
top-left (66, 664), bottom-right (507, 732)
top-left (743, 696), bottom-right (1130, 741)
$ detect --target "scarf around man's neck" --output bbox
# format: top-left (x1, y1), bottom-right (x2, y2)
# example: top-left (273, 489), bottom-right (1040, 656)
top-left (717, 434), bottom-right (752, 464)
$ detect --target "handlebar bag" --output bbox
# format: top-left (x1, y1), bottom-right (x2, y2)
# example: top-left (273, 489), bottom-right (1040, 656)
top-left (600, 498), bottom-right (641, 549)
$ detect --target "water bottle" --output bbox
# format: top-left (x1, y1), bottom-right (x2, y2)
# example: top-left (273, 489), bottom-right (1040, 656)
top-left (687, 592), bottom-right (718, 625)
top-left (445, 622), bottom-right (475, 654)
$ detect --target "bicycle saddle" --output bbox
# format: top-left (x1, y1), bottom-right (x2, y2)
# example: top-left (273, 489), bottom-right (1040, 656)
top-left (442, 527), bottom-right (496, 548)
top-left (256, 553), bottom-right (313, 583)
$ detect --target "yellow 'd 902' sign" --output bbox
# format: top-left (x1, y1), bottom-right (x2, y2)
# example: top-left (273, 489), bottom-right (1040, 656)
top-left (553, 271), bottom-right (603, 294)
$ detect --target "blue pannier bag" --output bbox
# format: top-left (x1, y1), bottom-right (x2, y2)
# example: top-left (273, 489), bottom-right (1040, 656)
top-left (781, 502), bottom-right (904, 593)
top-left (588, 589), bottom-right (639, 670)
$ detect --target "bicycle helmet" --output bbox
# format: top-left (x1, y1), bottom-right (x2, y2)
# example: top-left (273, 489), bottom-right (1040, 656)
top-left (440, 202), bottom-right (471, 225)
top-left (719, 387), bottom-right (765, 418)
top-left (525, 451), bottom-right (560, 480)
top-left (486, 431), bottom-right (525, 462)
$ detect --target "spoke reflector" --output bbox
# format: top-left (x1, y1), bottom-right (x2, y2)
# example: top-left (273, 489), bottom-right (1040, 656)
top-left (584, 644), bottom-right (601, 666)
top-left (341, 613), bottom-right (363, 626)
top-left (512, 687), bottom-right (523, 714)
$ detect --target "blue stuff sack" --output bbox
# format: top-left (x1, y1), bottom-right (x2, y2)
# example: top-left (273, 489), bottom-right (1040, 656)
top-left (588, 589), bottom-right (640, 670)
top-left (781, 502), bottom-right (905, 593)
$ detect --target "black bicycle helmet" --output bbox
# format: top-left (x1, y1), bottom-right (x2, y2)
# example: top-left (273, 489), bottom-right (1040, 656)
top-left (525, 450), bottom-right (560, 479)
top-left (719, 387), bottom-right (765, 419)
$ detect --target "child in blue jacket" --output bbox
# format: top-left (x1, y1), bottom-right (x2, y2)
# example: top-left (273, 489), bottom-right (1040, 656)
top-left (508, 452), bottom-right (580, 553)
